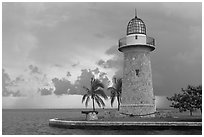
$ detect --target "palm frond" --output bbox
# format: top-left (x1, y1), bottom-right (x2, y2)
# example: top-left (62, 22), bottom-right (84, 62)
top-left (83, 86), bottom-right (90, 93)
top-left (95, 89), bottom-right (108, 99)
top-left (95, 95), bottom-right (105, 107)
top-left (107, 87), bottom-right (116, 93)
top-left (92, 79), bottom-right (104, 90)
top-left (82, 94), bottom-right (88, 103)
top-left (94, 97), bottom-right (102, 108)
top-left (119, 96), bottom-right (122, 103)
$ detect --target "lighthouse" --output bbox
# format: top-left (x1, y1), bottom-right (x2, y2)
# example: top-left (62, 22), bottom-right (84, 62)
top-left (118, 11), bottom-right (156, 117)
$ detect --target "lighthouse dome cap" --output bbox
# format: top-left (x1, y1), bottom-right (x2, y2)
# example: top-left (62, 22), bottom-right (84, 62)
top-left (127, 16), bottom-right (146, 35)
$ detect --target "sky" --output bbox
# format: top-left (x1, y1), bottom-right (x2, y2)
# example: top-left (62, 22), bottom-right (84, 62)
top-left (2, 2), bottom-right (202, 109)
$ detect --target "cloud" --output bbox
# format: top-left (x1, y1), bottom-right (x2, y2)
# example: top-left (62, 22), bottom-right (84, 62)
top-left (98, 72), bottom-right (111, 96)
top-left (50, 68), bottom-right (111, 96)
top-left (28, 64), bottom-right (41, 74)
top-left (66, 71), bottom-right (71, 77)
top-left (2, 69), bottom-right (11, 96)
top-left (52, 78), bottom-right (72, 96)
top-left (97, 45), bottom-right (123, 78)
top-left (2, 3), bottom-right (201, 109)
top-left (92, 68), bottom-right (100, 75)
top-left (97, 60), bottom-right (106, 66)
top-left (73, 69), bottom-right (95, 95)
top-left (2, 69), bottom-right (22, 97)
top-left (72, 62), bottom-right (80, 67)
top-left (2, 65), bottom-right (52, 97)
top-left (15, 76), bottom-right (25, 82)
top-left (3, 66), bottom-right (111, 97)
top-left (74, 68), bottom-right (111, 95)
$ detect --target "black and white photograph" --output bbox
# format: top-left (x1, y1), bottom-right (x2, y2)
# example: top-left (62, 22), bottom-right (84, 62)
top-left (2, 2), bottom-right (202, 135)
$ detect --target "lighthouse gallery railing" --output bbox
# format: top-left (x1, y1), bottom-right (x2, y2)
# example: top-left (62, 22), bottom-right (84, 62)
top-left (119, 36), bottom-right (155, 48)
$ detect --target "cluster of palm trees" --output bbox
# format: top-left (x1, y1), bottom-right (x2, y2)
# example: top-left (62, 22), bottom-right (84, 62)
top-left (82, 77), bottom-right (122, 111)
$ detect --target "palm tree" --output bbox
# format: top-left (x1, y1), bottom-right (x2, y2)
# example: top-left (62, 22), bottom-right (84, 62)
top-left (107, 78), bottom-right (122, 111)
top-left (82, 77), bottom-right (108, 111)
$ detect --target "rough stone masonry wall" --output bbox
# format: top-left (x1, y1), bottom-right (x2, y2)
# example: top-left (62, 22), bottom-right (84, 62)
top-left (120, 50), bottom-right (156, 116)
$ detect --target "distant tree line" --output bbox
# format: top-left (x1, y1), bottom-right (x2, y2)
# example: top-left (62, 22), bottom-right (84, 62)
top-left (167, 85), bottom-right (202, 116)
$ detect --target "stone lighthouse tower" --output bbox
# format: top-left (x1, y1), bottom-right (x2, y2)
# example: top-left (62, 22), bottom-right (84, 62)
top-left (118, 11), bottom-right (156, 116)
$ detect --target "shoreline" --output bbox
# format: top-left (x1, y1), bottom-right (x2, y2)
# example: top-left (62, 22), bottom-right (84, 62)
top-left (49, 109), bottom-right (202, 129)
top-left (49, 118), bottom-right (202, 130)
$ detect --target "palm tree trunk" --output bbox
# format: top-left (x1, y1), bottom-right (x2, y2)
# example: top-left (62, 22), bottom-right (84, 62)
top-left (190, 110), bottom-right (193, 116)
top-left (92, 98), bottom-right (95, 111)
top-left (117, 96), bottom-right (120, 111)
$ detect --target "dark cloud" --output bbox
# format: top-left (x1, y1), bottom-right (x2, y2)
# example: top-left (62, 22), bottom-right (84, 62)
top-left (9, 75), bottom-right (25, 87)
top-left (2, 69), bottom-right (11, 96)
top-left (97, 45), bottom-right (123, 78)
top-left (97, 59), bottom-right (105, 66)
top-left (51, 69), bottom-right (93, 96)
top-left (74, 68), bottom-right (110, 95)
top-left (66, 71), bottom-right (71, 77)
top-left (92, 68), bottom-right (100, 75)
top-left (15, 76), bottom-right (24, 82)
top-left (28, 65), bottom-right (41, 74)
top-left (52, 78), bottom-right (72, 96)
top-left (2, 69), bottom-right (22, 97)
top-left (72, 62), bottom-right (80, 67)
top-left (38, 88), bottom-right (53, 96)
top-left (105, 45), bottom-right (121, 56)
top-left (74, 69), bottom-right (94, 92)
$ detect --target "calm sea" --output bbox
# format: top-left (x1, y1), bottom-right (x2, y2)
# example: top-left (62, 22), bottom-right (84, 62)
top-left (2, 109), bottom-right (202, 135)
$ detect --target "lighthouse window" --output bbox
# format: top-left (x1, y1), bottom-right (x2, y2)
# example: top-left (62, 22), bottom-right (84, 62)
top-left (127, 18), bottom-right (146, 35)
top-left (135, 69), bottom-right (140, 76)
top-left (135, 35), bottom-right (138, 39)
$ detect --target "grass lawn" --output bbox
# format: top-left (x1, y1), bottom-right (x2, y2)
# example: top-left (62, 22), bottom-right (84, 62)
top-left (60, 108), bottom-right (202, 122)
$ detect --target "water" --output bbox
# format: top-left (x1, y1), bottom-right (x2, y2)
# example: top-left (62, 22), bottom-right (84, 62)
top-left (2, 109), bottom-right (202, 135)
